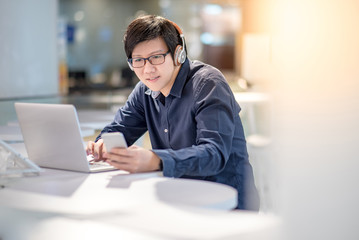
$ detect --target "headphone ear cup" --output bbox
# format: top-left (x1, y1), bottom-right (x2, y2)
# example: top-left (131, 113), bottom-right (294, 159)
top-left (174, 45), bottom-right (181, 66)
top-left (174, 45), bottom-right (186, 66)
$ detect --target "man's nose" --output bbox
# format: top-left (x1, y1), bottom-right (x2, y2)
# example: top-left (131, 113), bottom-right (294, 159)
top-left (143, 60), bottom-right (155, 73)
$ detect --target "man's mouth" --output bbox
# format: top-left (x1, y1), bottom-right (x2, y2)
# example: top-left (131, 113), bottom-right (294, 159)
top-left (146, 76), bottom-right (160, 82)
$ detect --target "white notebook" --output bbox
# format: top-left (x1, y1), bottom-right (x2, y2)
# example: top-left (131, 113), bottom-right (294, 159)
top-left (14, 102), bottom-right (115, 173)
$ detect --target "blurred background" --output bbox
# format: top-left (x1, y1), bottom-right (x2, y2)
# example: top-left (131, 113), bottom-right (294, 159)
top-left (57, 0), bottom-right (243, 94)
top-left (1, 0), bottom-right (358, 239)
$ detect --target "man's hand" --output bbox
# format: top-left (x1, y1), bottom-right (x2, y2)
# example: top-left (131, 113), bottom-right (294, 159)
top-left (86, 139), bottom-right (106, 161)
top-left (104, 145), bottom-right (161, 173)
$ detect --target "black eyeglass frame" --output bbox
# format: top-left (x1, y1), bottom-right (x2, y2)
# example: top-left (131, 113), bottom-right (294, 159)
top-left (127, 51), bottom-right (171, 68)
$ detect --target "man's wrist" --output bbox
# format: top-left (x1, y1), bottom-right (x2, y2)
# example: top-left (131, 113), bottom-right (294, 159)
top-left (151, 151), bottom-right (162, 171)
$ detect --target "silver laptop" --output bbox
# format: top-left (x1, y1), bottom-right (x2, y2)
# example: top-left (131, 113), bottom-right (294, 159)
top-left (14, 102), bottom-right (115, 173)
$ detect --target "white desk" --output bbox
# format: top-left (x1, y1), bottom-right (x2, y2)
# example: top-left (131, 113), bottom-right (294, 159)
top-left (0, 168), bottom-right (237, 213)
top-left (0, 169), bottom-right (279, 240)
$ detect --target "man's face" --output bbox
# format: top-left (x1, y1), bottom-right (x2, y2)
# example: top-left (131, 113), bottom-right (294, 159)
top-left (131, 37), bottom-right (180, 97)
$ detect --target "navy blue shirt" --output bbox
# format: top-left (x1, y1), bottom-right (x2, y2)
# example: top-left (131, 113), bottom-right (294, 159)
top-left (99, 59), bottom-right (259, 210)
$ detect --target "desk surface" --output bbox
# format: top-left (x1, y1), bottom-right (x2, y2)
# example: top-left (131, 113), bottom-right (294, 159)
top-left (0, 168), bottom-right (237, 214)
top-left (0, 202), bottom-right (278, 240)
top-left (0, 168), bottom-right (278, 240)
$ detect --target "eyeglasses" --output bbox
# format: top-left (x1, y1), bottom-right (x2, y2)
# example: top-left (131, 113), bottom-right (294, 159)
top-left (128, 51), bottom-right (170, 68)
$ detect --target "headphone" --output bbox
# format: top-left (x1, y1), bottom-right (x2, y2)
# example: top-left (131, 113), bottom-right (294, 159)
top-left (168, 20), bottom-right (187, 66)
top-left (127, 19), bottom-right (187, 70)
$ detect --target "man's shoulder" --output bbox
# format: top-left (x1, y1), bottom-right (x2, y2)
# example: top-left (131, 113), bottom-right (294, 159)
top-left (127, 81), bottom-right (150, 103)
top-left (130, 81), bottom-right (150, 95)
top-left (190, 60), bottom-right (225, 80)
top-left (188, 60), bottom-right (226, 87)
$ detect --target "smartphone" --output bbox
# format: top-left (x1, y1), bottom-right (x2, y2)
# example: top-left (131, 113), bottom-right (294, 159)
top-left (101, 132), bottom-right (128, 152)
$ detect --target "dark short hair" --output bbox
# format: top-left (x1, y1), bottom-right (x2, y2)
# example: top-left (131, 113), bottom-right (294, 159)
top-left (124, 15), bottom-right (184, 60)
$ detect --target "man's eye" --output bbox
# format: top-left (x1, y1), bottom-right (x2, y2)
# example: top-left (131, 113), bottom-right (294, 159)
top-left (152, 55), bottom-right (162, 59)
top-left (134, 58), bottom-right (143, 63)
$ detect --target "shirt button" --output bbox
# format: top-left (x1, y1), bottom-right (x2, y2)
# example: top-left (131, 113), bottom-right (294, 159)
top-left (164, 128), bottom-right (168, 133)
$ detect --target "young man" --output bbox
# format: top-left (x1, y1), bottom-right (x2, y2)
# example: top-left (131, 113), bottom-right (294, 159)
top-left (87, 15), bottom-right (259, 210)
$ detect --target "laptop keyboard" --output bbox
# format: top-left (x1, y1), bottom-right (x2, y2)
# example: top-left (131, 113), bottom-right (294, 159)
top-left (87, 155), bottom-right (112, 169)
top-left (90, 161), bottom-right (110, 167)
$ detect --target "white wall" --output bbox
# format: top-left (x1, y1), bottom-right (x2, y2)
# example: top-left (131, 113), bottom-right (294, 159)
top-left (269, 0), bottom-right (359, 239)
top-left (0, 0), bottom-right (58, 99)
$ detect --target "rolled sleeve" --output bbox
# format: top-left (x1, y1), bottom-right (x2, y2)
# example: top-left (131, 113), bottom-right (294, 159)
top-left (152, 149), bottom-right (176, 177)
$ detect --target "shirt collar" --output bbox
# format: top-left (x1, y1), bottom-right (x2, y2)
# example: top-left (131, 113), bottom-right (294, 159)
top-left (145, 89), bottom-right (161, 99)
top-left (168, 58), bottom-right (190, 98)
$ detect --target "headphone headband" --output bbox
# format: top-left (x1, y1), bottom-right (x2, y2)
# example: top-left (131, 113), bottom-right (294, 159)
top-left (167, 19), bottom-right (183, 36)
